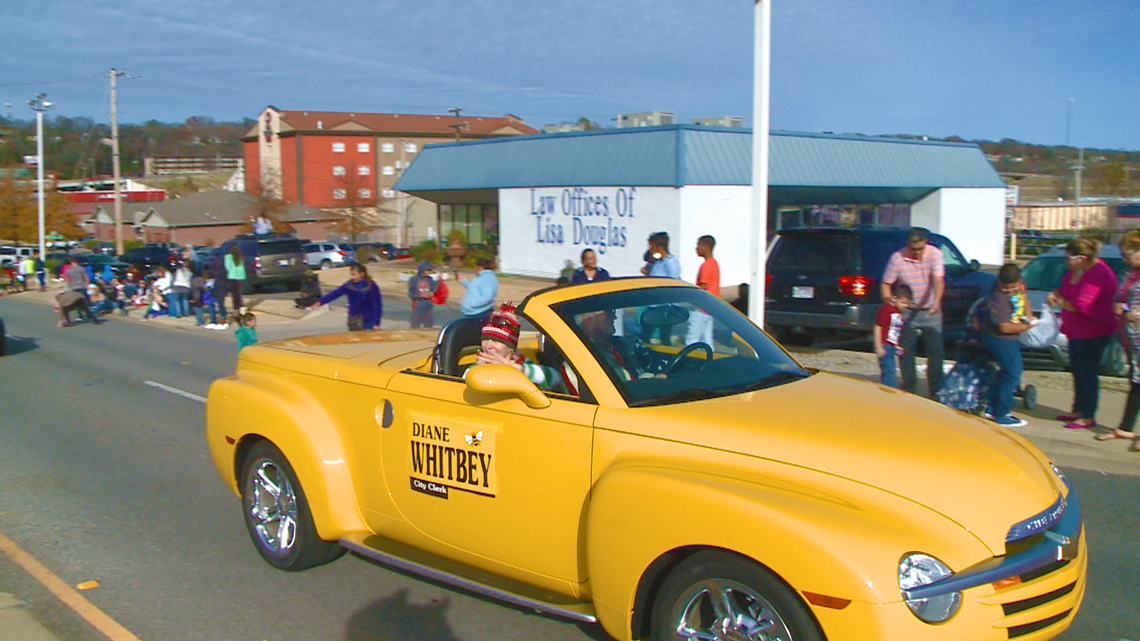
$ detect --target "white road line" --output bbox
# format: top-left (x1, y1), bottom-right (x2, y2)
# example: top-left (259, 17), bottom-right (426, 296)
top-left (144, 380), bottom-right (207, 404)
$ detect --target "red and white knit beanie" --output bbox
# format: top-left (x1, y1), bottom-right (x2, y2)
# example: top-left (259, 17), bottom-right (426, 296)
top-left (482, 302), bottom-right (521, 349)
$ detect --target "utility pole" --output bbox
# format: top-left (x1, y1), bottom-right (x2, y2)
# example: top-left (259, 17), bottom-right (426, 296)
top-left (110, 68), bottom-right (127, 254)
top-left (28, 93), bottom-right (52, 264)
top-left (448, 107), bottom-right (467, 141)
top-left (398, 139), bottom-right (408, 247)
top-left (1074, 146), bottom-right (1084, 230)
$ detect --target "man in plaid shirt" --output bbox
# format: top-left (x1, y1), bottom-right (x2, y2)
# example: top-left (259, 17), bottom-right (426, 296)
top-left (879, 228), bottom-right (945, 398)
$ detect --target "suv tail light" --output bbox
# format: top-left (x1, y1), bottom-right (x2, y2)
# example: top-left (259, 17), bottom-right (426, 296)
top-left (838, 275), bottom-right (874, 297)
top-left (337, 250), bottom-right (346, 256)
top-left (254, 256), bottom-right (262, 272)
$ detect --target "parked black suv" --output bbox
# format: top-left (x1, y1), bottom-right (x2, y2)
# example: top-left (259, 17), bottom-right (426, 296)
top-left (214, 233), bottom-right (306, 293)
top-left (765, 227), bottom-right (997, 342)
top-left (119, 245), bottom-right (176, 271)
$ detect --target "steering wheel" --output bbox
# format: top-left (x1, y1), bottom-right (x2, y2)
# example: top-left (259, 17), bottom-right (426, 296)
top-left (665, 342), bottom-right (712, 375)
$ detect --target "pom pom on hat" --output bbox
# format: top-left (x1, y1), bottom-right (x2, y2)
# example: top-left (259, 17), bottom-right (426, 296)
top-left (482, 302), bottom-right (521, 348)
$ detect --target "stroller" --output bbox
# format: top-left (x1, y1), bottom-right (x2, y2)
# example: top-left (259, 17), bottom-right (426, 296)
top-left (938, 300), bottom-right (1036, 413)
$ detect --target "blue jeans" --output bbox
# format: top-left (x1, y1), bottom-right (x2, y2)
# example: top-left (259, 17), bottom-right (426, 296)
top-left (879, 344), bottom-right (899, 387)
top-left (1069, 335), bottom-right (1111, 420)
top-left (899, 311), bottom-right (944, 397)
top-left (983, 334), bottom-right (1023, 419)
top-left (195, 301), bottom-right (219, 325)
top-left (169, 291), bottom-right (188, 317)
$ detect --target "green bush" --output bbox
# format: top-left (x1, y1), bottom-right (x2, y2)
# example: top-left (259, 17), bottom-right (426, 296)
top-left (124, 240), bottom-right (144, 250)
top-left (45, 258), bottom-right (63, 275)
top-left (464, 247), bottom-right (490, 268)
top-left (410, 239), bottom-right (442, 265)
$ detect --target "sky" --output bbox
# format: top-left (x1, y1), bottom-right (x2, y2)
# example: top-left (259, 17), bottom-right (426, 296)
top-left (2, 0), bottom-right (1137, 150)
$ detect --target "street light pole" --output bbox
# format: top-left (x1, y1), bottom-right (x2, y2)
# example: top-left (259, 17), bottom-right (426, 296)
top-left (28, 93), bottom-right (53, 264)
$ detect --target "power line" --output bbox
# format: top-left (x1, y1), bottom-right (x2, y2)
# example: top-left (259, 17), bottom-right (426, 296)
top-left (0, 75), bottom-right (102, 87)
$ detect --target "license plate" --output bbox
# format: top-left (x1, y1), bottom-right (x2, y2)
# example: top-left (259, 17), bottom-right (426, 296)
top-left (277, 259), bottom-right (290, 266)
top-left (792, 286), bottom-right (814, 299)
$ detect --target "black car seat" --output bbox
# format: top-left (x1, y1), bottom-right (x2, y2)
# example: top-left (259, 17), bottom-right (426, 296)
top-left (433, 316), bottom-right (486, 377)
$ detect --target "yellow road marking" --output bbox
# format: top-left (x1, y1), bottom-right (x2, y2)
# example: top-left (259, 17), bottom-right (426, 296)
top-left (0, 530), bottom-right (142, 641)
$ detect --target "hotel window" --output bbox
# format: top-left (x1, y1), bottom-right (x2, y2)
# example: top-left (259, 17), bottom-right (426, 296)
top-left (357, 142), bottom-right (370, 153)
top-left (358, 165), bottom-right (371, 176)
top-left (333, 189), bottom-right (346, 200)
top-left (382, 189), bottom-right (395, 198)
top-left (358, 189), bottom-right (371, 199)
top-left (332, 165), bottom-right (346, 176)
top-left (332, 142), bottom-right (345, 153)
top-left (403, 141), bottom-right (417, 153)
top-left (382, 165), bottom-right (395, 176)
top-left (381, 142), bottom-right (394, 153)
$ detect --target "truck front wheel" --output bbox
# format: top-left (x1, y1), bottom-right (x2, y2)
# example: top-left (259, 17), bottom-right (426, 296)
top-left (650, 550), bottom-right (823, 641)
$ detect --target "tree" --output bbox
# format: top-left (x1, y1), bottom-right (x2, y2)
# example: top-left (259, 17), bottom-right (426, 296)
top-left (0, 170), bottom-right (80, 244)
top-left (244, 171), bottom-right (294, 234)
top-left (577, 117), bottom-right (601, 130)
top-left (330, 170), bottom-right (378, 242)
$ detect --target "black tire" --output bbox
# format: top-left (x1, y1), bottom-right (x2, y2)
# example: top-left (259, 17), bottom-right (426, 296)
top-left (1101, 339), bottom-right (1129, 378)
top-left (320, 259), bottom-right (333, 270)
top-left (1022, 384), bottom-right (1037, 410)
top-left (650, 550), bottom-right (823, 641)
top-left (239, 441), bottom-right (345, 571)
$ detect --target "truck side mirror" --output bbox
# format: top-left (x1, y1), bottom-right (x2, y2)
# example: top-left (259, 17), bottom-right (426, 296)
top-left (465, 364), bottom-right (550, 409)
top-left (969, 259), bottom-right (981, 271)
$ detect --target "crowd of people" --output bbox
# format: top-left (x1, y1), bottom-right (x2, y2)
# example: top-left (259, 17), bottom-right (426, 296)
top-left (32, 244), bottom-right (260, 352)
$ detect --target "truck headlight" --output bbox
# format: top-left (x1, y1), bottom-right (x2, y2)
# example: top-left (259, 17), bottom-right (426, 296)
top-left (899, 553), bottom-right (961, 623)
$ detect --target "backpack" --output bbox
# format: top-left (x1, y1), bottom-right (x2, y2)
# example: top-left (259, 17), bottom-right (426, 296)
top-left (432, 279), bottom-right (449, 305)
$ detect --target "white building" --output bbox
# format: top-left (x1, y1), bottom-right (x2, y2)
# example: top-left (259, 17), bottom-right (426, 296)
top-left (395, 125), bottom-right (1008, 286)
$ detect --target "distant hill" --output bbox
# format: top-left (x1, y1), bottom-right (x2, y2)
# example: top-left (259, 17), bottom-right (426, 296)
top-left (1, 116), bottom-right (1137, 200)
top-left (0, 116), bottom-right (250, 181)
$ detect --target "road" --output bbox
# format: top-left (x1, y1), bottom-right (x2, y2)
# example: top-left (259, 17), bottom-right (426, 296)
top-left (0, 296), bottom-right (1136, 641)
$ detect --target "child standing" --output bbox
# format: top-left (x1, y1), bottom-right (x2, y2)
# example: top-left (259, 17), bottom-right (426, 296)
top-left (686, 235), bottom-right (720, 346)
top-left (310, 263), bottom-right (383, 331)
top-left (983, 264), bottom-right (1036, 428)
top-left (873, 282), bottom-right (914, 387)
top-left (234, 312), bottom-right (258, 352)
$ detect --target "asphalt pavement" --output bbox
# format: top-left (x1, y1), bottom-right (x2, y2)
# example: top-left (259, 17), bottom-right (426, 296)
top-left (0, 271), bottom-right (1138, 641)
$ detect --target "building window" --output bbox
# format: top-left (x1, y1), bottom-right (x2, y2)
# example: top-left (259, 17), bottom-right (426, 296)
top-left (332, 142), bottom-right (345, 153)
top-left (357, 165), bottom-right (371, 176)
top-left (403, 141), bottom-right (417, 153)
top-left (333, 189), bottom-right (346, 200)
top-left (440, 204), bottom-right (486, 244)
top-left (358, 189), bottom-right (371, 199)
top-left (382, 189), bottom-right (395, 198)
top-left (381, 142), bottom-right (394, 153)
top-left (332, 165), bottom-right (346, 176)
top-left (382, 165), bottom-right (395, 176)
top-left (357, 142), bottom-right (370, 153)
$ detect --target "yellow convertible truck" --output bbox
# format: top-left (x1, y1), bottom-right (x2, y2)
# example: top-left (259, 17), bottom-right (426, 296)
top-left (207, 278), bottom-right (1085, 641)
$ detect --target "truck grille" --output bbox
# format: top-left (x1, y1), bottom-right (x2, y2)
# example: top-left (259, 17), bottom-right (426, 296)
top-left (979, 543), bottom-right (1086, 640)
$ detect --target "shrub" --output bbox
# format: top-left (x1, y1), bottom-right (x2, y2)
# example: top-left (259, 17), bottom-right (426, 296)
top-left (464, 247), bottom-right (490, 268)
top-left (410, 239), bottom-right (442, 265)
top-left (446, 228), bottom-right (467, 248)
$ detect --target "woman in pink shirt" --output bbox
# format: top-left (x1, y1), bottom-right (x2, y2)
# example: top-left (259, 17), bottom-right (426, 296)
top-left (1046, 238), bottom-right (1119, 429)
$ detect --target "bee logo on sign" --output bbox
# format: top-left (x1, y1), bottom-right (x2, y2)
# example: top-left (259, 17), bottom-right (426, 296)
top-left (407, 414), bottom-right (498, 500)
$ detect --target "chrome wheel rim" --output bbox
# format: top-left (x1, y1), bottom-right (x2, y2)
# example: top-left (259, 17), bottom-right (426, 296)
top-left (670, 579), bottom-right (794, 641)
top-left (247, 459), bottom-right (298, 553)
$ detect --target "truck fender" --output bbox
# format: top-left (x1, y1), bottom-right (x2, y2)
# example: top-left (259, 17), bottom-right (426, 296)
top-left (206, 370), bottom-right (367, 540)
top-left (585, 464), bottom-right (983, 641)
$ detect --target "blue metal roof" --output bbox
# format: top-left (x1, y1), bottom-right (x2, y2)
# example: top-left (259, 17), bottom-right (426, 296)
top-left (395, 125), bottom-right (1006, 193)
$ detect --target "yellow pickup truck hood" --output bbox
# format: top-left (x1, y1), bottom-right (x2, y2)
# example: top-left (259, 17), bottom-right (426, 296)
top-left (628, 372), bottom-right (1061, 553)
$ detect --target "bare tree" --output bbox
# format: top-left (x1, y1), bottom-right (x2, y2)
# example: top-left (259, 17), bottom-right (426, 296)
top-left (244, 170), bottom-right (293, 234)
top-left (330, 170), bottom-right (378, 242)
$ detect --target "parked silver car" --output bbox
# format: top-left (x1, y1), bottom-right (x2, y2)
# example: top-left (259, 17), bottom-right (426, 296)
top-left (302, 242), bottom-right (356, 269)
top-left (1021, 244), bottom-right (1129, 376)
